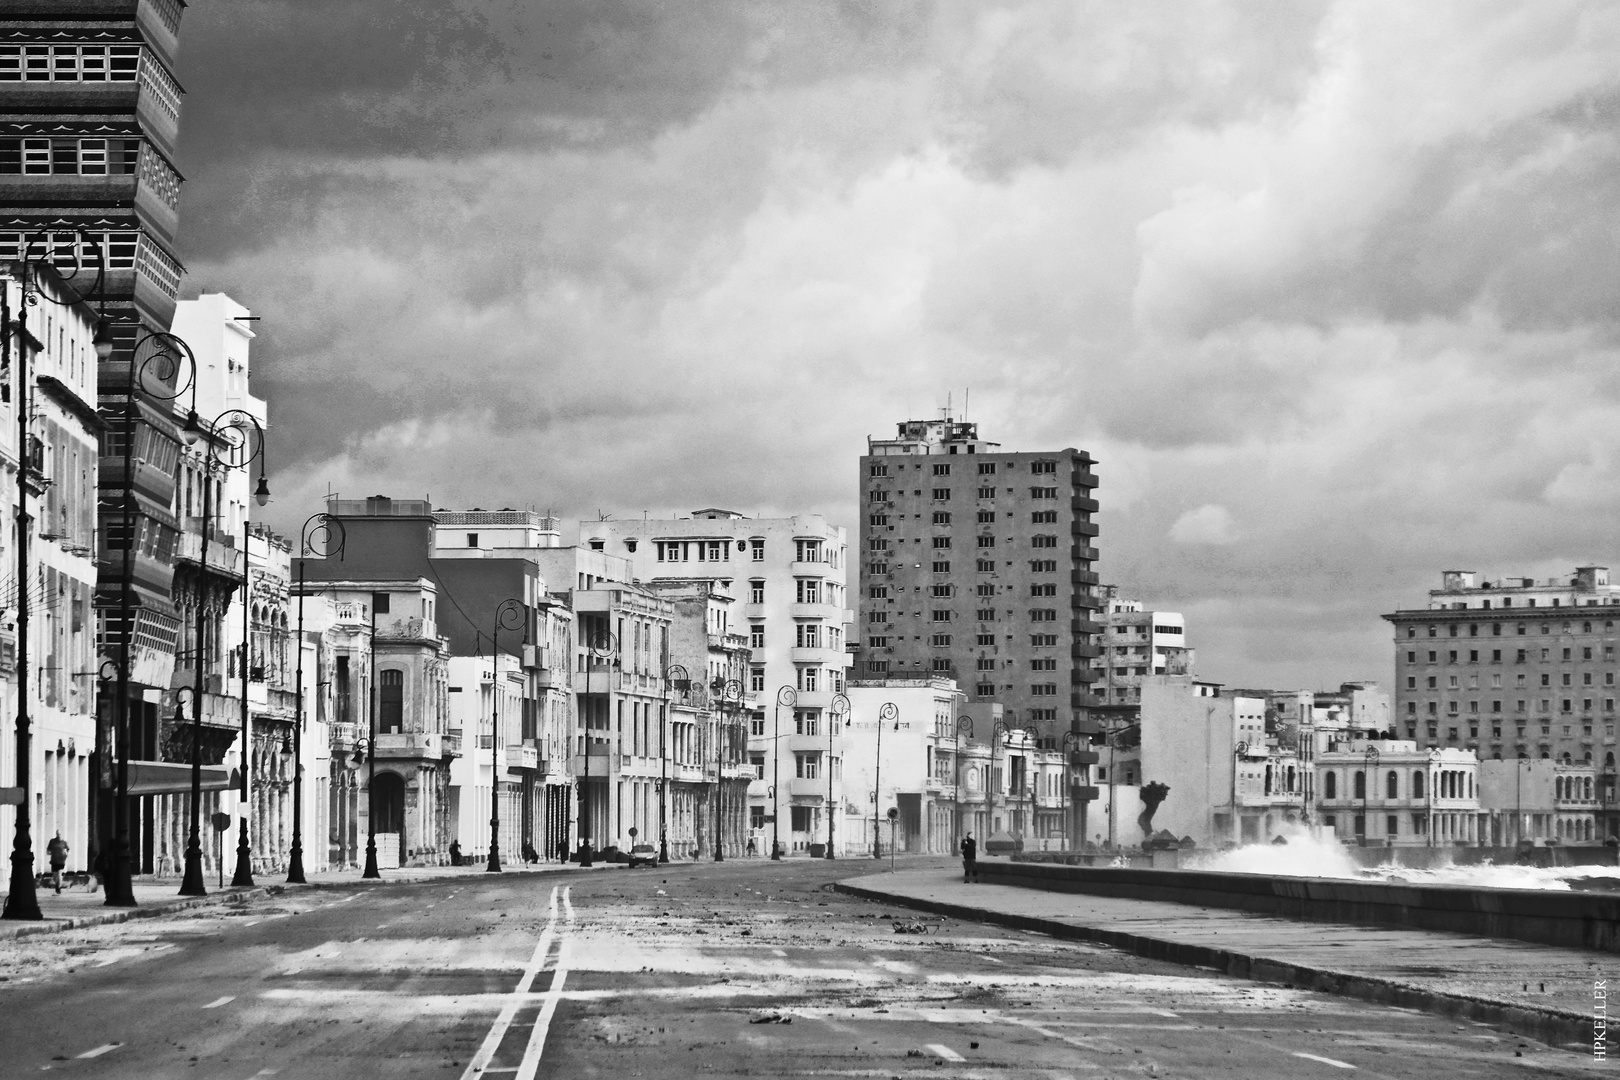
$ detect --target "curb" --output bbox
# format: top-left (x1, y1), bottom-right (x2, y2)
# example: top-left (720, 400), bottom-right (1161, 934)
top-left (0, 863), bottom-right (590, 941)
top-left (832, 881), bottom-right (1592, 1049)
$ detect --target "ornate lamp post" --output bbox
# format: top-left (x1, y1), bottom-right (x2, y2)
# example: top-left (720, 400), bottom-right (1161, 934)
top-left (3, 233), bottom-right (110, 920)
top-left (487, 598), bottom-right (526, 873)
top-left (179, 410), bottom-right (269, 898)
top-left (660, 664), bottom-right (690, 864)
top-left (287, 514), bottom-right (345, 884)
top-left (362, 595), bottom-right (381, 879)
top-left (772, 686), bottom-right (795, 860)
top-left (873, 702), bottom-right (898, 859)
top-left (711, 678), bottom-right (741, 861)
top-left (1361, 744), bottom-right (1380, 848)
top-left (1061, 730), bottom-right (1086, 855)
top-left (953, 715), bottom-right (974, 849)
top-left (990, 718), bottom-right (1013, 841)
top-left (579, 631), bottom-right (617, 868)
top-left (826, 693), bottom-right (848, 859)
top-left (102, 329), bottom-right (195, 907)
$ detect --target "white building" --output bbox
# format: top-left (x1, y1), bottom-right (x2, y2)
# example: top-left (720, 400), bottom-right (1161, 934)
top-left (1, 261), bottom-right (101, 879)
top-left (447, 653), bottom-right (525, 865)
top-left (589, 510), bottom-right (850, 856)
top-left (1316, 739), bottom-right (1480, 847)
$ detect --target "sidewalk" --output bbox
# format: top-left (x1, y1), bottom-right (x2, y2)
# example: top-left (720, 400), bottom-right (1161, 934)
top-left (0, 860), bottom-right (582, 940)
top-left (836, 866), bottom-right (1608, 1048)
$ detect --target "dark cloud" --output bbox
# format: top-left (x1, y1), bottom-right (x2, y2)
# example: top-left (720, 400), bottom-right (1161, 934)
top-left (169, 1), bottom-right (1620, 691)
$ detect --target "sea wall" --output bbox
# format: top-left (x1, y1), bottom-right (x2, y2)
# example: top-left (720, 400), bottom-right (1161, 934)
top-left (979, 859), bottom-right (1620, 952)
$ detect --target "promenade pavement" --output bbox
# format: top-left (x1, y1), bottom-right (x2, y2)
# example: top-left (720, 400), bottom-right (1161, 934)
top-left (0, 859), bottom-right (585, 939)
top-left (837, 862), bottom-right (1612, 1047)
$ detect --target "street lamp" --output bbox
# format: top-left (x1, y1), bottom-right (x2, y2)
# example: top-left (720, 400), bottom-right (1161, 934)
top-left (288, 514), bottom-right (345, 884)
top-left (580, 631), bottom-right (617, 868)
top-left (3, 232), bottom-right (108, 921)
top-left (873, 702), bottom-right (898, 859)
top-left (711, 678), bottom-right (741, 861)
top-left (990, 718), bottom-right (1013, 842)
top-left (772, 686), bottom-right (795, 860)
top-left (487, 598), bottom-right (526, 874)
top-left (1061, 730), bottom-right (1086, 856)
top-left (95, 325), bottom-right (195, 907)
top-left (953, 715), bottom-right (974, 850)
top-left (362, 593), bottom-right (381, 880)
top-left (179, 409), bottom-right (269, 898)
top-left (1361, 744), bottom-right (1380, 848)
top-left (661, 664), bottom-right (690, 864)
top-left (826, 693), bottom-right (848, 859)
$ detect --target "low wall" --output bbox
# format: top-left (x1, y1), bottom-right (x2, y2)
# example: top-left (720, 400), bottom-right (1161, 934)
top-left (978, 859), bottom-right (1620, 952)
top-left (1340, 845), bottom-right (1619, 870)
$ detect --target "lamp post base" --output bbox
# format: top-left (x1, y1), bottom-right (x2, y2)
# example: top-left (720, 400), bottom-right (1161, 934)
top-left (286, 836), bottom-right (306, 885)
top-left (579, 843), bottom-right (592, 869)
top-left (486, 840), bottom-right (501, 874)
top-left (658, 833), bottom-right (668, 864)
top-left (232, 820), bottom-right (255, 887)
top-left (3, 836), bottom-right (42, 920)
top-left (178, 834), bottom-right (207, 897)
top-left (102, 836), bottom-right (136, 908)
top-left (362, 835), bottom-right (380, 879)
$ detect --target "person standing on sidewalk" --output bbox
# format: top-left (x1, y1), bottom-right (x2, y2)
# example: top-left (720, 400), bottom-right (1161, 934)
top-left (960, 832), bottom-right (977, 883)
top-left (46, 832), bottom-right (69, 893)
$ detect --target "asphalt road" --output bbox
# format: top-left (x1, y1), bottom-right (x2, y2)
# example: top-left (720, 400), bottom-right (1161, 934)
top-left (0, 857), bottom-right (1600, 1078)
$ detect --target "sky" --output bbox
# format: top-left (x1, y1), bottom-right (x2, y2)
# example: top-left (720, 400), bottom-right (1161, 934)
top-left (172, 1), bottom-right (1620, 692)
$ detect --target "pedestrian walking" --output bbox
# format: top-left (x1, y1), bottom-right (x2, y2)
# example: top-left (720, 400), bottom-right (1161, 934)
top-left (746, 836), bottom-right (757, 857)
top-left (46, 832), bottom-right (69, 893)
top-left (522, 841), bottom-right (538, 865)
top-left (448, 839), bottom-right (462, 866)
top-left (960, 831), bottom-right (977, 883)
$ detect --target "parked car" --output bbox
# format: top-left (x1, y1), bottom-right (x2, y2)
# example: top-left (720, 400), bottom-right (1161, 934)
top-left (626, 843), bottom-right (658, 868)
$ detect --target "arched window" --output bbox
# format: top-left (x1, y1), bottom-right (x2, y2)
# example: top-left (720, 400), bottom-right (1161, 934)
top-left (1324, 772), bottom-right (1337, 800)
top-left (1412, 770), bottom-right (1424, 799)
top-left (380, 669), bottom-right (404, 733)
top-left (1353, 770), bottom-right (1366, 799)
top-left (1587, 777), bottom-right (1594, 801)
top-left (1556, 777), bottom-right (1565, 800)
top-left (1386, 770), bottom-right (1399, 799)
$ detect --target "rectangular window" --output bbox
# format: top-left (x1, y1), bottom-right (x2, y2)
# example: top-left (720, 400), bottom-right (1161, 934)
top-left (977, 486), bottom-right (996, 499)
top-left (749, 667), bottom-right (765, 693)
top-left (1030, 486), bottom-right (1058, 499)
top-left (797, 666), bottom-right (820, 692)
top-left (1030, 683), bottom-right (1057, 696)
top-left (795, 579), bottom-right (822, 603)
top-left (976, 535), bottom-right (995, 548)
top-left (749, 580), bottom-right (765, 604)
top-left (750, 624), bottom-right (765, 649)
top-left (795, 623), bottom-right (822, 648)
top-left (1029, 609), bottom-right (1057, 622)
top-left (1031, 510), bottom-right (1057, 523)
top-left (976, 633), bottom-right (996, 646)
top-left (868, 463), bottom-right (888, 477)
top-left (976, 608), bottom-right (996, 621)
top-left (794, 710), bottom-right (820, 737)
top-left (1030, 583), bottom-right (1057, 597)
top-left (931, 563), bottom-right (951, 575)
top-left (1030, 559), bottom-right (1057, 572)
top-left (795, 752), bottom-right (820, 779)
top-left (931, 610), bottom-right (953, 622)
top-left (977, 462), bottom-right (996, 475)
top-left (977, 510), bottom-right (996, 524)
top-left (1031, 535), bottom-right (1058, 548)
top-left (929, 634), bottom-right (952, 647)
top-left (976, 558), bottom-right (996, 572)
top-left (751, 539), bottom-right (764, 561)
top-left (1030, 658), bottom-right (1057, 671)
top-left (976, 657), bottom-right (996, 671)
top-left (932, 536), bottom-right (951, 549)
top-left (868, 513), bottom-right (889, 527)
top-left (932, 511), bottom-right (951, 525)
top-left (932, 463), bottom-right (951, 476)
top-left (1031, 634), bottom-right (1057, 646)
top-left (750, 753), bottom-right (766, 780)
top-left (931, 488), bottom-right (952, 501)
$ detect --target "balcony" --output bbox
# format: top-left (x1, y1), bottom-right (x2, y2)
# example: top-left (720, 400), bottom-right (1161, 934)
top-left (505, 744), bottom-right (540, 771)
top-left (376, 731), bottom-right (442, 759)
top-left (787, 778), bottom-right (827, 799)
top-left (1071, 496), bottom-right (1099, 514)
top-left (1072, 546), bottom-right (1100, 563)
top-left (1072, 569), bottom-right (1100, 587)
top-left (789, 602), bottom-right (842, 621)
top-left (925, 778), bottom-right (958, 798)
top-left (1072, 785), bottom-right (1100, 801)
top-left (173, 527), bottom-right (244, 582)
top-left (440, 733), bottom-right (461, 758)
top-left (377, 617), bottom-right (434, 641)
top-left (522, 644), bottom-right (548, 671)
top-left (1071, 520), bottom-right (1099, 538)
top-left (1072, 470), bottom-right (1098, 490)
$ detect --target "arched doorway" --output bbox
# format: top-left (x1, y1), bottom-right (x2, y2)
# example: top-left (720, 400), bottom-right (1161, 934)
top-left (373, 771), bottom-right (406, 868)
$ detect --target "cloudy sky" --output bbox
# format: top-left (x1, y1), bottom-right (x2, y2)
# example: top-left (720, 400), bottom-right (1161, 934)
top-left (174, 1), bottom-right (1620, 691)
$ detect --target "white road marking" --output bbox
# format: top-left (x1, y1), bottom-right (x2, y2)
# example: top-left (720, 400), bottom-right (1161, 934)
top-left (76, 1044), bottom-right (121, 1059)
top-left (515, 933), bottom-right (571, 1080)
top-left (1143, 1008), bottom-right (1179, 1018)
top-left (249, 1070), bottom-right (280, 1078)
top-left (925, 1043), bottom-right (964, 1062)
top-left (459, 887), bottom-right (560, 1080)
top-left (241, 920), bottom-right (260, 927)
top-left (201, 995), bottom-right (235, 1009)
top-left (1293, 1052), bottom-right (1356, 1069)
top-left (771, 948), bottom-right (787, 957)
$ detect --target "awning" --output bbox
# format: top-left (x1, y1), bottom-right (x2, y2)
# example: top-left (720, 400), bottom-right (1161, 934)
top-left (122, 761), bottom-right (236, 796)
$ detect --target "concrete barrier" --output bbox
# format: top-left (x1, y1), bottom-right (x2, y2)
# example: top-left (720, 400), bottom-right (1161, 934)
top-left (978, 859), bottom-right (1620, 952)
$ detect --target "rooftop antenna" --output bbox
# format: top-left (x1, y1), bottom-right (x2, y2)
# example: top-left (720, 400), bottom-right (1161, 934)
top-left (964, 387), bottom-right (969, 421)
